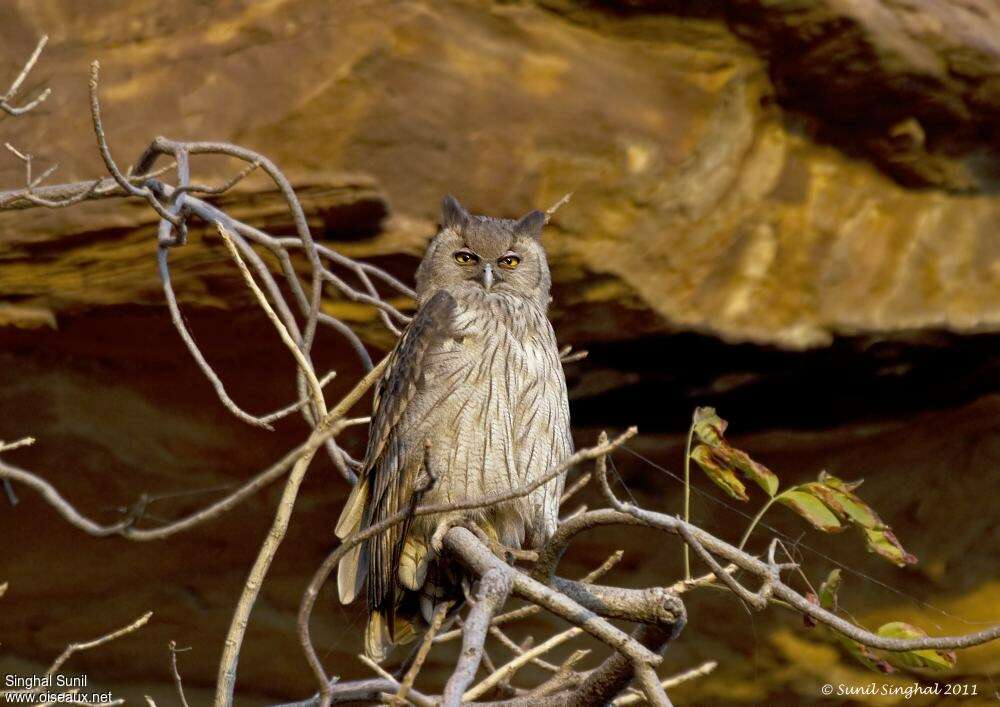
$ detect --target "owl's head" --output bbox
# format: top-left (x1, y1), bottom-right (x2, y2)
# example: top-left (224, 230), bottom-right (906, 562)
top-left (415, 195), bottom-right (552, 309)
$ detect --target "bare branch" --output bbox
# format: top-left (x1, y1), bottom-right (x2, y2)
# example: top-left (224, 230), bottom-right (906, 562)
top-left (443, 569), bottom-right (513, 706)
top-left (171, 161), bottom-right (259, 196)
top-left (443, 528), bottom-right (662, 665)
top-left (465, 627), bottom-right (582, 701)
top-left (216, 356), bottom-right (390, 707)
top-left (544, 193), bottom-right (572, 223)
top-left (88, 62), bottom-right (178, 225)
top-left (437, 549), bottom-right (623, 644)
top-left (168, 641), bottom-right (191, 707)
top-left (1, 35), bottom-right (51, 116)
top-left (217, 222), bottom-right (326, 412)
top-left (612, 661), bottom-right (717, 706)
top-left (677, 521), bottom-right (768, 611)
top-left (355, 656), bottom-right (436, 707)
top-left (489, 626), bottom-right (560, 673)
top-left (560, 472), bottom-right (592, 505)
top-left (565, 506), bottom-right (1000, 654)
top-left (156, 247), bottom-right (275, 430)
top-left (1, 612), bottom-right (152, 697)
top-left (298, 431), bottom-right (637, 697)
top-left (633, 663), bottom-right (672, 707)
top-left (669, 566), bottom-right (737, 595)
top-left (0, 159), bottom-right (177, 210)
top-left (0, 437), bottom-right (35, 453)
top-left (0, 439), bottom-right (310, 540)
top-left (394, 600), bottom-right (452, 704)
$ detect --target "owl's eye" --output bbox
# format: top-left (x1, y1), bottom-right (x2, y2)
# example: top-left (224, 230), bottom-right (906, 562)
top-left (453, 250), bottom-right (478, 265)
top-left (498, 254), bottom-right (521, 270)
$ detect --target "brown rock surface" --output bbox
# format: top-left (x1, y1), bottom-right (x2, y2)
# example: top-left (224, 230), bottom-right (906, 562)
top-left (0, 1), bottom-right (998, 705)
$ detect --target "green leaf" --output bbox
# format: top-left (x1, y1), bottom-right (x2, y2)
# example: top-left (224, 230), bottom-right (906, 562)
top-left (818, 568), bottom-right (841, 612)
top-left (690, 445), bottom-right (748, 502)
top-left (689, 408), bottom-right (780, 497)
top-left (777, 490), bottom-right (843, 532)
top-left (864, 528), bottom-right (917, 567)
top-left (876, 622), bottom-right (957, 671)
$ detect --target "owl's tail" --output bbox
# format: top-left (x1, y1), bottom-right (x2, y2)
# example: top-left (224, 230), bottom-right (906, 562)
top-left (365, 568), bottom-right (464, 662)
top-left (335, 482), bottom-right (439, 662)
top-left (335, 481), bottom-right (368, 604)
top-left (335, 483), bottom-right (478, 662)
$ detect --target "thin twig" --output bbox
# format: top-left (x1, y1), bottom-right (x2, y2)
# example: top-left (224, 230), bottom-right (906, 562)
top-left (168, 641), bottom-right (191, 707)
top-left (3, 612), bottom-right (153, 697)
top-left (216, 357), bottom-right (390, 707)
top-left (465, 628), bottom-right (583, 700)
top-left (0, 439), bottom-right (310, 540)
top-left (356, 656), bottom-right (435, 707)
top-left (611, 661), bottom-right (717, 706)
top-left (1, 35), bottom-right (51, 116)
top-left (394, 601), bottom-right (452, 704)
top-left (217, 222), bottom-right (325, 412)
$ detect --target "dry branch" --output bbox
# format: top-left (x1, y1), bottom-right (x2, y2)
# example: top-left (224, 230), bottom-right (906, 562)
top-left (169, 641), bottom-right (192, 707)
top-left (443, 569), bottom-right (513, 706)
top-left (1, 609), bottom-right (151, 704)
top-left (297, 430), bottom-right (638, 703)
top-left (215, 356), bottom-right (389, 706)
top-left (612, 661), bottom-right (717, 706)
top-left (394, 600), bottom-right (452, 704)
top-left (1, 35), bottom-right (51, 116)
top-left (0, 439), bottom-right (310, 540)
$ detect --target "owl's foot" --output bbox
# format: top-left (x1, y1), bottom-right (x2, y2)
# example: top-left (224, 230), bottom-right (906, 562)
top-left (430, 517), bottom-right (464, 554)
top-left (468, 523), bottom-right (539, 564)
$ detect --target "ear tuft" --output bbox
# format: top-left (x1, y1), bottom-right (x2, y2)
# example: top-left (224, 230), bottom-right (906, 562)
top-left (441, 194), bottom-right (470, 231)
top-left (515, 209), bottom-right (546, 240)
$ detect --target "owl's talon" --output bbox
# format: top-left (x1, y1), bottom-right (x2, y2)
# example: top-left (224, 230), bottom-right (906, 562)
top-left (431, 519), bottom-right (460, 554)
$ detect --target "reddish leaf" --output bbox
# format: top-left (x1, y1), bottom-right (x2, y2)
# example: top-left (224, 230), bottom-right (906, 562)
top-left (692, 407), bottom-right (727, 446)
top-left (690, 445), bottom-right (748, 502)
top-left (690, 408), bottom-right (780, 497)
top-left (803, 592), bottom-right (819, 628)
top-left (864, 528), bottom-right (918, 567)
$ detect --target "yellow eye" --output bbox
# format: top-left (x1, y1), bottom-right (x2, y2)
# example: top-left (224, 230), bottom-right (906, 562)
top-left (454, 251), bottom-right (478, 265)
top-left (498, 255), bottom-right (521, 270)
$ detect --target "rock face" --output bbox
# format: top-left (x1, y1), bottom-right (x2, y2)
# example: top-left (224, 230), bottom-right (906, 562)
top-left (0, 1), bottom-right (997, 705)
top-left (2, 0), bottom-right (998, 348)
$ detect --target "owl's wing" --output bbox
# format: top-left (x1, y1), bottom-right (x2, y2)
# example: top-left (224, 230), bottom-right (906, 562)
top-left (335, 290), bottom-right (457, 611)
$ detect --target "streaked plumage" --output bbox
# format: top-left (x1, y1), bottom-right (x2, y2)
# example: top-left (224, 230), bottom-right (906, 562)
top-left (336, 195), bottom-right (573, 660)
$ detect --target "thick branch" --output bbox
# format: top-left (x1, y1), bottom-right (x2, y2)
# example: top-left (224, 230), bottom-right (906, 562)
top-left (442, 569), bottom-right (513, 706)
top-left (551, 579), bottom-right (685, 629)
top-left (442, 528), bottom-right (661, 666)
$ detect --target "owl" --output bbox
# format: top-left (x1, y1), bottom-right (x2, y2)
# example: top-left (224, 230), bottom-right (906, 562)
top-left (335, 195), bottom-right (574, 660)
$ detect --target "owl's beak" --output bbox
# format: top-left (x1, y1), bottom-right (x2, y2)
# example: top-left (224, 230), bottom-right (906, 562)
top-left (480, 263), bottom-right (494, 290)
